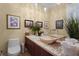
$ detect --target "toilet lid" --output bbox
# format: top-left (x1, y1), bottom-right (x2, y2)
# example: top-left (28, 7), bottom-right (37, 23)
top-left (8, 46), bottom-right (20, 54)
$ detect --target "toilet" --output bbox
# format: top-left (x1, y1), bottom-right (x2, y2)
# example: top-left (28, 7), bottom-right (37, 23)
top-left (8, 38), bottom-right (21, 56)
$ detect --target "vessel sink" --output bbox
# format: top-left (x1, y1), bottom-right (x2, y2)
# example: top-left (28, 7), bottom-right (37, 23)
top-left (40, 36), bottom-right (58, 44)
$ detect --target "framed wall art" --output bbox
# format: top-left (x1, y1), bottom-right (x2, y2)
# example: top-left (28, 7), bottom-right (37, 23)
top-left (56, 20), bottom-right (63, 29)
top-left (35, 21), bottom-right (43, 28)
top-left (7, 14), bottom-right (20, 29)
top-left (44, 21), bottom-right (49, 29)
top-left (24, 20), bottom-right (33, 28)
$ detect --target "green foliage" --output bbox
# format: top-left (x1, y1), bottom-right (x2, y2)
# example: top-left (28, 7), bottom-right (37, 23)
top-left (66, 17), bottom-right (79, 40)
top-left (30, 25), bottom-right (41, 35)
top-left (30, 25), bottom-right (43, 36)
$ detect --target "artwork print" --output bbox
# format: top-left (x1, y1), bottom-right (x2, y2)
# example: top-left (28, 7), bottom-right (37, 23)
top-left (7, 15), bottom-right (20, 29)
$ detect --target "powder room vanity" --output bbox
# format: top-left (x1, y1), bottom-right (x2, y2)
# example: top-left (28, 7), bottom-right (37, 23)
top-left (25, 35), bottom-right (65, 56)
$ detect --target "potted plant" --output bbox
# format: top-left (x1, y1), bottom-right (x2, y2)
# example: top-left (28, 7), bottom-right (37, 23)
top-left (30, 26), bottom-right (38, 35)
top-left (35, 25), bottom-right (43, 36)
top-left (30, 25), bottom-right (43, 36)
top-left (66, 17), bottom-right (79, 40)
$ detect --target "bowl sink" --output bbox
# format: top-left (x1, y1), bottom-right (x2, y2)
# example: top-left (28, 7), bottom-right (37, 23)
top-left (40, 36), bottom-right (58, 44)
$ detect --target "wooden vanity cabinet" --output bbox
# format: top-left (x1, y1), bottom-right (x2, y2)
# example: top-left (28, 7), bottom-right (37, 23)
top-left (25, 37), bottom-right (53, 56)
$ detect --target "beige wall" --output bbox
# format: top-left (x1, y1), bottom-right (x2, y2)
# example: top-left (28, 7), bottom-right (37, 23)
top-left (48, 4), bottom-right (68, 36)
top-left (0, 3), bottom-right (69, 52)
top-left (0, 3), bottom-right (47, 52)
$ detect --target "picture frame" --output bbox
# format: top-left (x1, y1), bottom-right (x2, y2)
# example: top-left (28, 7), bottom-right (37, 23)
top-left (7, 14), bottom-right (20, 29)
top-left (24, 20), bottom-right (33, 28)
top-left (56, 20), bottom-right (63, 29)
top-left (44, 21), bottom-right (49, 29)
top-left (35, 21), bottom-right (43, 28)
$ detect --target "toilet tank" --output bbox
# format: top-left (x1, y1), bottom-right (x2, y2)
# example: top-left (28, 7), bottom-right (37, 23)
top-left (8, 38), bottom-right (20, 47)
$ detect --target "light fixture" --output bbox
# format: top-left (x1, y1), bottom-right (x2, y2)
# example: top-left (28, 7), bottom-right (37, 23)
top-left (44, 7), bottom-right (47, 12)
top-left (56, 3), bottom-right (61, 5)
top-left (35, 3), bottom-right (38, 7)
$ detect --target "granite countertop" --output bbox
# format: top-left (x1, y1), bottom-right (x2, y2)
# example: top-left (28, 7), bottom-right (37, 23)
top-left (26, 35), bottom-right (65, 56)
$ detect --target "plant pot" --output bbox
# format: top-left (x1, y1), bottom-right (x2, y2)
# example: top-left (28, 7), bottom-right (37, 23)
top-left (38, 33), bottom-right (41, 36)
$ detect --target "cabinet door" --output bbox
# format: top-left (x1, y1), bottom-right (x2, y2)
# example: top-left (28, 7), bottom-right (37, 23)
top-left (26, 39), bottom-right (34, 55)
top-left (40, 48), bottom-right (52, 56)
top-left (34, 44), bottom-right (52, 56)
top-left (32, 43), bottom-right (52, 56)
top-left (33, 43), bottom-right (41, 56)
top-left (25, 37), bottom-right (27, 48)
